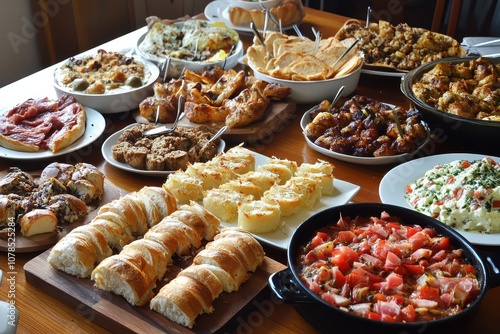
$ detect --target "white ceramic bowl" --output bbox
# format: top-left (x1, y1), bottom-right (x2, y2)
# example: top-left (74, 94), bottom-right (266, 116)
top-left (53, 55), bottom-right (159, 114)
top-left (136, 35), bottom-right (243, 78)
top-left (247, 60), bottom-right (362, 104)
top-left (230, 0), bottom-right (282, 10)
top-left (135, 20), bottom-right (244, 78)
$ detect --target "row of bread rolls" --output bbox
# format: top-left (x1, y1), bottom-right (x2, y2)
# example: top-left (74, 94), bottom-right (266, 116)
top-left (228, 0), bottom-right (305, 30)
top-left (150, 227), bottom-right (265, 328)
top-left (163, 146), bottom-right (335, 233)
top-left (91, 202), bottom-right (220, 306)
top-left (47, 186), bottom-right (177, 278)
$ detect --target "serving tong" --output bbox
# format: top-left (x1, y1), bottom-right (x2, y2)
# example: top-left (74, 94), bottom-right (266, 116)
top-left (332, 38), bottom-right (361, 72)
top-left (250, 21), bottom-right (273, 59)
top-left (143, 93), bottom-right (185, 137)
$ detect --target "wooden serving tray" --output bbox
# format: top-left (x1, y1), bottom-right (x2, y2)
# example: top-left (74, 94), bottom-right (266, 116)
top-left (134, 99), bottom-right (297, 144)
top-left (24, 251), bottom-right (286, 333)
top-left (0, 177), bottom-right (125, 253)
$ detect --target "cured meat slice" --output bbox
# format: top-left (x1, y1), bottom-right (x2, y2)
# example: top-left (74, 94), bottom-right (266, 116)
top-left (0, 95), bottom-right (86, 152)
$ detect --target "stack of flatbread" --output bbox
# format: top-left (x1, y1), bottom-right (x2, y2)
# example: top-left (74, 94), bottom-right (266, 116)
top-left (246, 32), bottom-right (362, 81)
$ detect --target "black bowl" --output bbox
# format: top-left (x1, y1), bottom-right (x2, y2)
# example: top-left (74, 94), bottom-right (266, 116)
top-left (400, 56), bottom-right (500, 150)
top-left (269, 203), bottom-right (500, 334)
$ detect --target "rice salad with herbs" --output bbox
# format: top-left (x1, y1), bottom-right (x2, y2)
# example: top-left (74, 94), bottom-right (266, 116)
top-left (405, 157), bottom-right (500, 233)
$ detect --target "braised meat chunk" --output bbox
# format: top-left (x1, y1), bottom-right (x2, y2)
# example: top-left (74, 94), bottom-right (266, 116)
top-left (112, 124), bottom-right (221, 171)
top-left (304, 95), bottom-right (428, 157)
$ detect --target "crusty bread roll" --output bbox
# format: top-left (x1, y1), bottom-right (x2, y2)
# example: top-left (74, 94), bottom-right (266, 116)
top-left (122, 238), bottom-right (171, 279)
top-left (229, 0), bottom-right (305, 30)
top-left (89, 217), bottom-right (135, 250)
top-left (215, 228), bottom-right (265, 269)
top-left (193, 247), bottom-right (248, 290)
top-left (70, 225), bottom-right (113, 260)
top-left (178, 201), bottom-right (221, 240)
top-left (151, 227), bottom-right (265, 328)
top-left (137, 186), bottom-right (177, 219)
top-left (89, 202), bottom-right (221, 308)
top-left (149, 219), bottom-right (201, 255)
top-left (177, 264), bottom-right (223, 300)
top-left (48, 230), bottom-right (102, 278)
top-left (150, 277), bottom-right (204, 329)
top-left (20, 209), bottom-right (58, 237)
top-left (92, 255), bottom-right (155, 306)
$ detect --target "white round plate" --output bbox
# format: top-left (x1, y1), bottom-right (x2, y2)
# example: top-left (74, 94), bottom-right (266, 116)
top-left (204, 0), bottom-right (300, 33)
top-left (379, 153), bottom-right (500, 246)
top-left (300, 106), bottom-right (430, 165)
top-left (0, 106), bottom-right (105, 160)
top-left (219, 151), bottom-right (361, 249)
top-left (102, 123), bottom-right (226, 176)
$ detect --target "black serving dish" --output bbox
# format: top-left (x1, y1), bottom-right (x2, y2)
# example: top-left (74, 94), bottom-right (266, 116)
top-left (400, 56), bottom-right (500, 152)
top-left (269, 203), bottom-right (500, 334)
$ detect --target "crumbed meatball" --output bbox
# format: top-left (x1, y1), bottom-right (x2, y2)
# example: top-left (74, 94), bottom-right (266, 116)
top-left (124, 146), bottom-right (149, 169)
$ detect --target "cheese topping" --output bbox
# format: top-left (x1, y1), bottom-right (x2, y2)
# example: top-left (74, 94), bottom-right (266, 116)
top-left (406, 157), bottom-right (500, 233)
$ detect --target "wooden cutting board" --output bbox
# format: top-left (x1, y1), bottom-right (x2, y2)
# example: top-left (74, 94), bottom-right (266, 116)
top-left (24, 250), bottom-right (286, 333)
top-left (134, 99), bottom-right (297, 144)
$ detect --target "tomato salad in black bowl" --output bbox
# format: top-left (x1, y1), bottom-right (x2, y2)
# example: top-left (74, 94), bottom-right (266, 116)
top-left (269, 203), bottom-right (500, 334)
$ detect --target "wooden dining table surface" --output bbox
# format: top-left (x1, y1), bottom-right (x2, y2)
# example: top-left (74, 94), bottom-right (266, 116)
top-left (1, 6), bottom-right (499, 334)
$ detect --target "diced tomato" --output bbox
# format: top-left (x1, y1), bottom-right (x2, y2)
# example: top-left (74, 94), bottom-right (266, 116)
top-left (366, 312), bottom-right (382, 320)
top-left (431, 236), bottom-right (451, 252)
top-left (401, 304), bottom-right (416, 322)
top-left (330, 250), bottom-right (350, 273)
top-left (454, 187), bottom-right (464, 200)
top-left (402, 264), bottom-right (425, 275)
top-left (460, 160), bottom-right (471, 168)
top-left (385, 273), bottom-right (403, 290)
top-left (391, 294), bottom-right (406, 305)
top-left (310, 232), bottom-right (328, 248)
top-left (337, 230), bottom-right (356, 243)
top-left (304, 250), bottom-right (316, 264)
top-left (446, 175), bottom-right (455, 184)
top-left (331, 266), bottom-right (346, 287)
top-left (406, 225), bottom-right (421, 238)
top-left (492, 200), bottom-right (500, 208)
top-left (409, 231), bottom-right (430, 250)
top-left (339, 245), bottom-right (359, 263)
top-left (315, 250), bottom-right (327, 261)
top-left (393, 265), bottom-right (407, 276)
top-left (414, 285), bottom-right (440, 301)
top-left (372, 293), bottom-right (386, 302)
top-left (405, 184), bottom-right (413, 194)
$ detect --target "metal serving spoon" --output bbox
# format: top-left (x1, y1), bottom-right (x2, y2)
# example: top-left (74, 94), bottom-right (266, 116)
top-left (143, 95), bottom-right (185, 137)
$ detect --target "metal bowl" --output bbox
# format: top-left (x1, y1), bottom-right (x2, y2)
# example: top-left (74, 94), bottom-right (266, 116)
top-left (400, 56), bottom-right (500, 146)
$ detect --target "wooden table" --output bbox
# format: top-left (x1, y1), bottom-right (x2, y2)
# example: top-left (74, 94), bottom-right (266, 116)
top-left (1, 6), bottom-right (499, 334)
